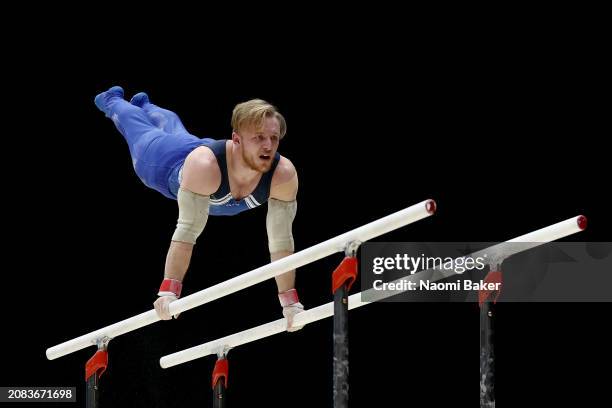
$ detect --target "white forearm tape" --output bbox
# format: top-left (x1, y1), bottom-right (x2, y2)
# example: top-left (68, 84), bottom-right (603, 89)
top-left (267, 198), bottom-right (297, 253)
top-left (171, 188), bottom-right (210, 244)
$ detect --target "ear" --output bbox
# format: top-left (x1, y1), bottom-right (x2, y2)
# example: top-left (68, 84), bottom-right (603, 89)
top-left (231, 131), bottom-right (241, 145)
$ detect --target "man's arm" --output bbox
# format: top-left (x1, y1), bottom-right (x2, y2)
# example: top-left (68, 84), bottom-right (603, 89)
top-left (154, 147), bottom-right (220, 320)
top-left (268, 157), bottom-right (303, 331)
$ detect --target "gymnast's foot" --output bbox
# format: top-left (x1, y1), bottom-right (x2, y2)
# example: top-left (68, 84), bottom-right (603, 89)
top-left (94, 86), bottom-right (124, 118)
top-left (130, 92), bottom-right (150, 108)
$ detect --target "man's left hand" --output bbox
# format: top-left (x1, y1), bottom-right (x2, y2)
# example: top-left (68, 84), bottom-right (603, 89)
top-left (283, 302), bottom-right (305, 332)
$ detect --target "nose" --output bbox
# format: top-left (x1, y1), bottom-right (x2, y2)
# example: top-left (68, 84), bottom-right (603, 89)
top-left (262, 137), bottom-right (273, 151)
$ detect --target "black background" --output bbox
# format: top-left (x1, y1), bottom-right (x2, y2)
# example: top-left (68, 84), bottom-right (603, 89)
top-left (1, 51), bottom-right (609, 408)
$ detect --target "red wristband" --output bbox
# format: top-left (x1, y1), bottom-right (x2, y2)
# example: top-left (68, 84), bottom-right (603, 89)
top-left (158, 278), bottom-right (183, 297)
top-left (278, 288), bottom-right (299, 307)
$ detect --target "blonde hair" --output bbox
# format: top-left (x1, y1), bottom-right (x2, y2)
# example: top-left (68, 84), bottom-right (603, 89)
top-left (231, 99), bottom-right (287, 139)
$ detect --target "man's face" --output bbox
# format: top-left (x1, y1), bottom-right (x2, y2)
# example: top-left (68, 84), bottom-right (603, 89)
top-left (236, 116), bottom-right (281, 173)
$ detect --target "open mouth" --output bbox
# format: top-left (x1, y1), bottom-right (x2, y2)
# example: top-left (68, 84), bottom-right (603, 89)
top-left (259, 154), bottom-right (271, 161)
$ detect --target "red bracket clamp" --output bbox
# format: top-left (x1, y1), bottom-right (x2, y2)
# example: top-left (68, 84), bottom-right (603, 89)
top-left (212, 358), bottom-right (229, 389)
top-left (85, 349), bottom-right (108, 381)
top-left (478, 270), bottom-right (503, 307)
top-left (332, 256), bottom-right (358, 294)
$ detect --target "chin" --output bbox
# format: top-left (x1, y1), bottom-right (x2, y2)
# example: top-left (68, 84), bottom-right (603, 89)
top-left (256, 158), bottom-right (273, 173)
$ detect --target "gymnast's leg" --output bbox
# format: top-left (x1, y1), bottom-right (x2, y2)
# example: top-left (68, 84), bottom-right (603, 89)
top-left (94, 86), bottom-right (173, 183)
top-left (130, 92), bottom-right (189, 135)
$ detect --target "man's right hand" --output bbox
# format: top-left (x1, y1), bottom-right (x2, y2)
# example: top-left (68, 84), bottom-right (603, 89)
top-left (155, 278), bottom-right (183, 320)
top-left (154, 295), bottom-right (179, 320)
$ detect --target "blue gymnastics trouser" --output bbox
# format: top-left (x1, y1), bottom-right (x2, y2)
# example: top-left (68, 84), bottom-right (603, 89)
top-left (107, 100), bottom-right (211, 199)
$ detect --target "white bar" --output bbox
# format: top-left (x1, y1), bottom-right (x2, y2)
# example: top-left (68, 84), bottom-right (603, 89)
top-left (159, 215), bottom-right (586, 369)
top-left (507, 215), bottom-right (586, 243)
top-left (46, 199), bottom-right (436, 360)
